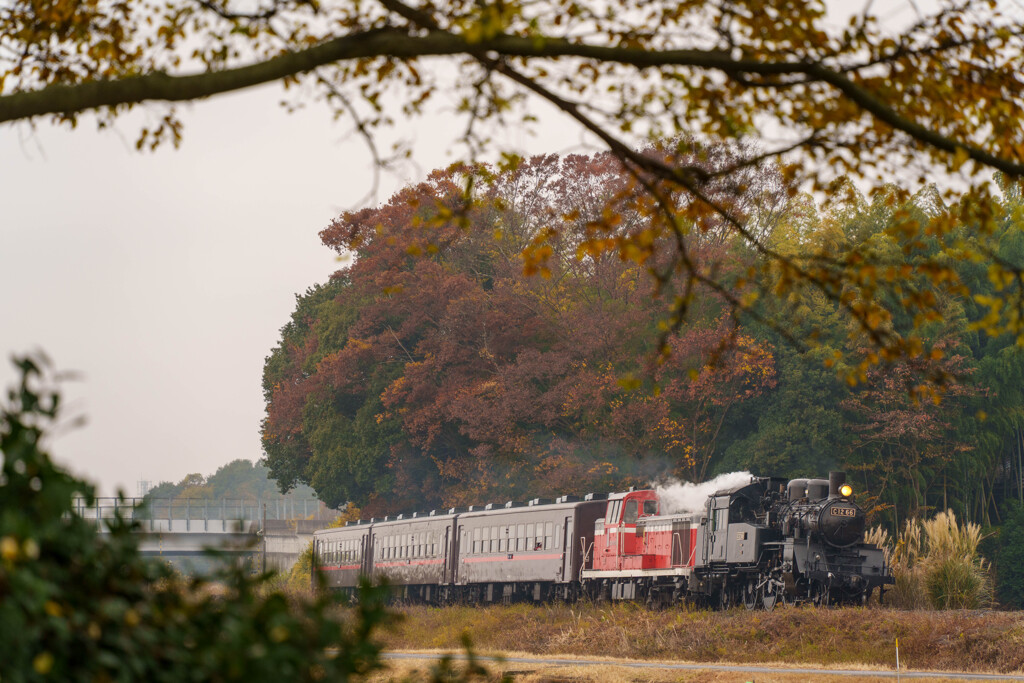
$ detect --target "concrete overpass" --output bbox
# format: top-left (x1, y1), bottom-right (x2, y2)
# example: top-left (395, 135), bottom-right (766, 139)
top-left (75, 497), bottom-right (336, 575)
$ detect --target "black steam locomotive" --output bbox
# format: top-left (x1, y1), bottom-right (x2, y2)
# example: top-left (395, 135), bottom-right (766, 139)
top-left (312, 471), bottom-right (892, 609)
top-left (685, 471), bottom-right (891, 609)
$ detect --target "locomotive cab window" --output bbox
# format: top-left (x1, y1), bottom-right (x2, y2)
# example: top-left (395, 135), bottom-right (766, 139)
top-left (643, 500), bottom-right (658, 516)
top-left (624, 499), bottom-right (639, 524)
top-left (607, 500), bottom-right (622, 524)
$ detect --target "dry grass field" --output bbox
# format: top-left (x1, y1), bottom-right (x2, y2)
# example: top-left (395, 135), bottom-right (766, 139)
top-left (370, 603), bottom-right (1024, 677)
top-left (369, 657), bottom-right (981, 682)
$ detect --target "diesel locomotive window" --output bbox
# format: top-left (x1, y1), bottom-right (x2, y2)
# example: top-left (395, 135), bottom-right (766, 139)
top-left (608, 500), bottom-right (622, 524)
top-left (624, 499), bottom-right (639, 524)
top-left (643, 500), bottom-right (658, 516)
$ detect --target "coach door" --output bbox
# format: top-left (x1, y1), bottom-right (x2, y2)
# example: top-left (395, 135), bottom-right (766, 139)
top-left (452, 524), bottom-right (464, 584)
top-left (369, 533), bottom-right (378, 577)
top-left (561, 515), bottom-right (574, 581)
top-left (442, 526), bottom-right (453, 584)
top-left (362, 532), bottom-right (373, 576)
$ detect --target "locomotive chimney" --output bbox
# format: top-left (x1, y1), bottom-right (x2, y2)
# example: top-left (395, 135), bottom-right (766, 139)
top-left (829, 471), bottom-right (847, 498)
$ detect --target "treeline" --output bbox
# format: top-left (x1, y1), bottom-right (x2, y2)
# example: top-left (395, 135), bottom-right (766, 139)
top-left (144, 459), bottom-right (319, 502)
top-left (261, 152), bottom-right (1024, 532)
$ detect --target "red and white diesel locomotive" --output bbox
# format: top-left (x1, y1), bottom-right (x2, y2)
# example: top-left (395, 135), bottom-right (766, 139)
top-left (312, 471), bottom-right (892, 609)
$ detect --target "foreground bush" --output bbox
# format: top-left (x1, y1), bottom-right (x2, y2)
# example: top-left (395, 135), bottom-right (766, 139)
top-left (0, 355), bottom-right (390, 682)
top-left (867, 510), bottom-right (991, 609)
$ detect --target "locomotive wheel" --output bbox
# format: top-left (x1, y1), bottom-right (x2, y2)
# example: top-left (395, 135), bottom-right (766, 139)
top-left (718, 585), bottom-right (734, 610)
top-left (743, 581), bottom-right (760, 611)
top-left (812, 581), bottom-right (830, 607)
top-left (762, 584), bottom-right (778, 612)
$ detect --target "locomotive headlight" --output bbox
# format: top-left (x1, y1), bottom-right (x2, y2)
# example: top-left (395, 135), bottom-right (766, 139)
top-left (839, 484), bottom-right (853, 497)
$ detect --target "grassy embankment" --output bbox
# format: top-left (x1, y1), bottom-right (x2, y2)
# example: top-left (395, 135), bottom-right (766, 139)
top-left (373, 603), bottom-right (1024, 676)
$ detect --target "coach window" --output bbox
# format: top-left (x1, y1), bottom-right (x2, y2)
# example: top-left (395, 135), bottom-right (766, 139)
top-left (624, 499), bottom-right (639, 524)
top-left (545, 522), bottom-right (553, 549)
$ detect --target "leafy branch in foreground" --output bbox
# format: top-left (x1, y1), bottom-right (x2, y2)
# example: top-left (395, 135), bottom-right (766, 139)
top-left (0, 352), bottom-right (394, 682)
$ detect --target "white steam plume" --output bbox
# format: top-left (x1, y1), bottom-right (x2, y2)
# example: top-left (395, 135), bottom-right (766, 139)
top-left (654, 471), bottom-right (754, 515)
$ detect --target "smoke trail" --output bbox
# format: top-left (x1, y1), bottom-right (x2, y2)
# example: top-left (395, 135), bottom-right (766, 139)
top-left (654, 471), bottom-right (753, 515)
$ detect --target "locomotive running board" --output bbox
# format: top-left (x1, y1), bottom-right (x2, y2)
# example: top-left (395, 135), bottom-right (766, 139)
top-left (581, 568), bottom-right (693, 579)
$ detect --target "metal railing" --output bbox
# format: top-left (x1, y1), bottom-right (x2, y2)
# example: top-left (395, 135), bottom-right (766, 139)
top-left (72, 496), bottom-right (333, 532)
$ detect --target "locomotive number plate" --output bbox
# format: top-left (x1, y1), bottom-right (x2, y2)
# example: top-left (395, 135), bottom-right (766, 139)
top-left (830, 507), bottom-right (856, 517)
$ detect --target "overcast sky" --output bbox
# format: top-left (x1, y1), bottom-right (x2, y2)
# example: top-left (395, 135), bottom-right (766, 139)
top-left (0, 79), bottom-right (592, 498)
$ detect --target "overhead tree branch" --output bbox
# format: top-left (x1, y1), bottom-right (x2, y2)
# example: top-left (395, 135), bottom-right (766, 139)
top-left (3, 26), bottom-right (1022, 177)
